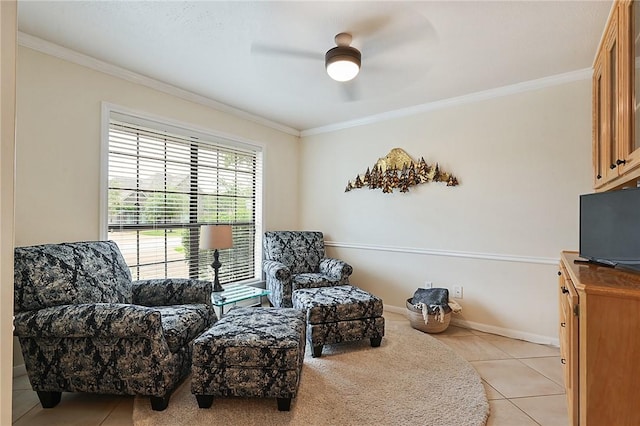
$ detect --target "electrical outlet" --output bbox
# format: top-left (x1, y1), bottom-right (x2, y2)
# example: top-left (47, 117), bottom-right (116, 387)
top-left (453, 286), bottom-right (463, 299)
top-left (424, 281), bottom-right (433, 289)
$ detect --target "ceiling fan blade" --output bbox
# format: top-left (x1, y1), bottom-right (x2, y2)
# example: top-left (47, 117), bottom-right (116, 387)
top-left (363, 17), bottom-right (437, 59)
top-left (340, 79), bottom-right (362, 102)
top-left (347, 15), bottom-right (394, 40)
top-left (251, 43), bottom-right (323, 60)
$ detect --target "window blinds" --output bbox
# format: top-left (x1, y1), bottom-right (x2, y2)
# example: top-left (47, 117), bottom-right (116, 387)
top-left (107, 114), bottom-right (262, 284)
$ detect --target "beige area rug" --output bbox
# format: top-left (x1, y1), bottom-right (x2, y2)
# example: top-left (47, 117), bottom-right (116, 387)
top-left (133, 317), bottom-right (489, 426)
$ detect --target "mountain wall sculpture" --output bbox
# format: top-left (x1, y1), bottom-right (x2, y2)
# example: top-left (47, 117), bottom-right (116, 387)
top-left (345, 148), bottom-right (459, 194)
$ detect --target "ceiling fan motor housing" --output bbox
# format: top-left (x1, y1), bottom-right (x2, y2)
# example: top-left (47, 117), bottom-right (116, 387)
top-left (325, 46), bottom-right (361, 68)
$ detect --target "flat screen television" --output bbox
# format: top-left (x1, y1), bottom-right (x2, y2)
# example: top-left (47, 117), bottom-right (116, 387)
top-left (579, 187), bottom-right (640, 269)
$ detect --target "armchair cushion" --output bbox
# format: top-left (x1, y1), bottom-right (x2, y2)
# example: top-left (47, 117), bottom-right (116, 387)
top-left (132, 278), bottom-right (213, 306)
top-left (293, 273), bottom-right (341, 289)
top-left (14, 240), bottom-right (132, 311)
top-left (156, 304), bottom-right (213, 353)
top-left (264, 231), bottom-right (325, 274)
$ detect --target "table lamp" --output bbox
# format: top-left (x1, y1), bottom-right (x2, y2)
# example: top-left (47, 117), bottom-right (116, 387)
top-left (199, 224), bottom-right (233, 292)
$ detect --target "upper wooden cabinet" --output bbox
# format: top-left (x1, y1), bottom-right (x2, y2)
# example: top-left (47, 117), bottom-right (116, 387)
top-left (593, 0), bottom-right (640, 191)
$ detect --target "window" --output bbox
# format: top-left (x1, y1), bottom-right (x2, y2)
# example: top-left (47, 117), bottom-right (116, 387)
top-left (104, 110), bottom-right (263, 285)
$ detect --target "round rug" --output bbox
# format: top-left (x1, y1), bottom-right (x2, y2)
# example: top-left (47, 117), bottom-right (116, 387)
top-left (133, 316), bottom-right (489, 426)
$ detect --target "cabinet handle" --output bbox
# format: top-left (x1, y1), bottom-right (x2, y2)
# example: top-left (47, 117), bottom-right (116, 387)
top-left (561, 286), bottom-right (569, 294)
top-left (617, 159), bottom-right (626, 166)
top-left (557, 271), bottom-right (562, 276)
top-left (596, 174), bottom-right (602, 179)
top-left (561, 358), bottom-right (566, 364)
top-left (610, 163), bottom-right (617, 169)
top-left (561, 322), bottom-right (566, 327)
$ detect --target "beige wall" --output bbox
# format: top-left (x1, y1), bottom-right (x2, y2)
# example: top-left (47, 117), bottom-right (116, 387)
top-left (13, 46), bottom-right (300, 367)
top-left (15, 46), bottom-right (300, 246)
top-left (300, 80), bottom-right (592, 342)
top-left (1, 1), bottom-right (17, 422)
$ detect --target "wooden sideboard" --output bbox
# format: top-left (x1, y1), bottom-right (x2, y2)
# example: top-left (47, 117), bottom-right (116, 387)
top-left (558, 251), bottom-right (640, 425)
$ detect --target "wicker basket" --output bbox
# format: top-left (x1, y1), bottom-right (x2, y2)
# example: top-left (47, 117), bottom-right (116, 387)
top-left (405, 298), bottom-right (451, 334)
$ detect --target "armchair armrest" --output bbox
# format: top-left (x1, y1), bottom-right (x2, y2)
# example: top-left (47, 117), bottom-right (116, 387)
top-left (319, 258), bottom-right (353, 280)
top-left (132, 278), bottom-right (212, 307)
top-left (13, 303), bottom-right (163, 339)
top-left (263, 260), bottom-right (291, 280)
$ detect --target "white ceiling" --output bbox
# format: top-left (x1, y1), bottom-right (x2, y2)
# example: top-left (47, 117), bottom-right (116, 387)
top-left (17, 1), bottom-right (612, 133)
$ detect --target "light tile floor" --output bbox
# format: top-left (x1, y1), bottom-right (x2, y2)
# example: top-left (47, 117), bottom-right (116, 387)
top-left (12, 311), bottom-right (567, 425)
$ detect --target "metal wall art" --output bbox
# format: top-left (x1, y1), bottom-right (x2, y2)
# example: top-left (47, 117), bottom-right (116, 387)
top-left (345, 148), bottom-right (459, 194)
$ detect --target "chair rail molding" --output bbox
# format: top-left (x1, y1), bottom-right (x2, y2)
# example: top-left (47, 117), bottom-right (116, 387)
top-left (325, 240), bottom-right (558, 266)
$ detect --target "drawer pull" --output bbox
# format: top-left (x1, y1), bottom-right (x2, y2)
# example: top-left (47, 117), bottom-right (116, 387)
top-left (561, 286), bottom-right (569, 294)
top-left (561, 322), bottom-right (566, 327)
top-left (557, 271), bottom-right (562, 276)
top-left (561, 358), bottom-right (566, 364)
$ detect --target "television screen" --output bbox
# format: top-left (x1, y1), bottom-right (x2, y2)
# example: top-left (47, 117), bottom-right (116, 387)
top-left (579, 187), bottom-right (640, 267)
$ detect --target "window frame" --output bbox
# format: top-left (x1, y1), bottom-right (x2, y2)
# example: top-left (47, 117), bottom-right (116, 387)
top-left (100, 102), bottom-right (264, 285)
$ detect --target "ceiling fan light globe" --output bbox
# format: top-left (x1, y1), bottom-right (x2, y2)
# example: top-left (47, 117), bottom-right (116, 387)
top-left (325, 46), bottom-right (361, 82)
top-left (327, 60), bottom-right (360, 82)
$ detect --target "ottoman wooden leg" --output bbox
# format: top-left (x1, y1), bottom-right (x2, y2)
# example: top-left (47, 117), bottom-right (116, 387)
top-left (370, 336), bottom-right (382, 347)
top-left (150, 394), bottom-right (170, 411)
top-left (277, 397), bottom-right (292, 411)
top-left (312, 344), bottom-right (323, 358)
top-left (195, 394), bottom-right (214, 408)
top-left (37, 391), bottom-right (61, 408)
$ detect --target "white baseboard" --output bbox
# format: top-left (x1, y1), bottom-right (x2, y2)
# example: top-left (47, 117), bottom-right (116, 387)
top-left (13, 364), bottom-right (26, 378)
top-left (384, 303), bottom-right (559, 347)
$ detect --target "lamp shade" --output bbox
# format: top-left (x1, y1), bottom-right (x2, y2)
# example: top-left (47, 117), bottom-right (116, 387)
top-left (199, 225), bottom-right (233, 250)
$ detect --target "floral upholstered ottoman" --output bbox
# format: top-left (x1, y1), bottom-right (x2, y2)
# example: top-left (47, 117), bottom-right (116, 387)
top-left (292, 285), bottom-right (385, 357)
top-left (190, 307), bottom-right (306, 411)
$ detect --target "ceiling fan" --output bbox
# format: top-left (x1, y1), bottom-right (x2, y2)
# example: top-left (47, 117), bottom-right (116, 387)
top-left (250, 13), bottom-right (435, 101)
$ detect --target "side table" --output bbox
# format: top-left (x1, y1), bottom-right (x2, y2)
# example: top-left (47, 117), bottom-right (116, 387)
top-left (212, 284), bottom-right (270, 316)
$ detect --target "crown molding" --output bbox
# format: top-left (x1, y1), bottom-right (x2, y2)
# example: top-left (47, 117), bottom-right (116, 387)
top-left (301, 68), bottom-right (592, 137)
top-left (17, 32), bottom-right (301, 137)
top-left (18, 32), bottom-right (590, 139)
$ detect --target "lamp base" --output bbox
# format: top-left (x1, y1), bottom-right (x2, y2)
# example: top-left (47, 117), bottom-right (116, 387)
top-left (212, 250), bottom-right (224, 292)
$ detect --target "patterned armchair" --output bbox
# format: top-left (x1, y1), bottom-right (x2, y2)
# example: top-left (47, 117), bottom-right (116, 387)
top-left (13, 240), bottom-right (216, 411)
top-left (263, 231), bottom-right (353, 307)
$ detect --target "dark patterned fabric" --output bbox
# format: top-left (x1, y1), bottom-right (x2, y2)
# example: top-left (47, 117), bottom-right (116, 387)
top-left (263, 231), bottom-right (353, 308)
top-left (14, 240), bottom-right (132, 311)
top-left (292, 285), bottom-right (384, 324)
top-left (293, 273), bottom-right (340, 289)
top-left (155, 304), bottom-right (213, 353)
top-left (292, 285), bottom-right (385, 350)
top-left (191, 307), bottom-right (306, 400)
top-left (133, 279), bottom-right (213, 306)
top-left (411, 287), bottom-right (452, 315)
top-left (307, 317), bottom-right (386, 346)
top-left (13, 240), bottom-right (216, 409)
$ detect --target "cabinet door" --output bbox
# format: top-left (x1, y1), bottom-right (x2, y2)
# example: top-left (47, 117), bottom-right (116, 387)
top-left (618, 0), bottom-right (640, 174)
top-left (593, 6), bottom-right (621, 186)
top-left (593, 52), bottom-right (608, 188)
top-left (605, 6), bottom-right (621, 183)
top-left (558, 266), bottom-right (579, 426)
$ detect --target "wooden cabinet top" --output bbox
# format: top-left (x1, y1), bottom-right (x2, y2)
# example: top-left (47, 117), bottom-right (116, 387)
top-left (561, 251), bottom-right (640, 298)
